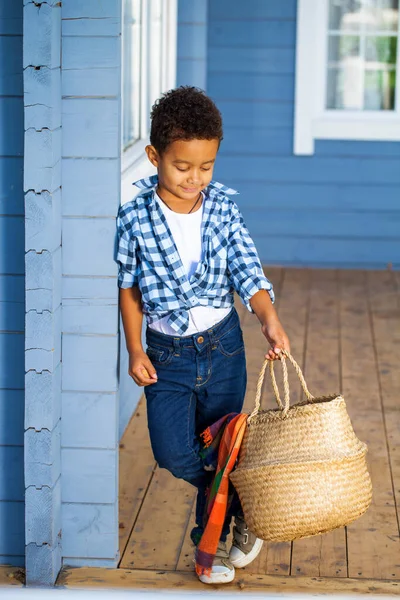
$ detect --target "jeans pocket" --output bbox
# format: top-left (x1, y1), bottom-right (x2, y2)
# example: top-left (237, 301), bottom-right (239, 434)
top-left (146, 344), bottom-right (174, 366)
top-left (217, 325), bottom-right (245, 357)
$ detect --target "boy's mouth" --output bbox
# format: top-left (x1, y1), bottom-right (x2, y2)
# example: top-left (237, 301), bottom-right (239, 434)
top-left (180, 186), bottom-right (198, 193)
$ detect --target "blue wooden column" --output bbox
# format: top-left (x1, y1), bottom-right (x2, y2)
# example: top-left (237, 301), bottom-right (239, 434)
top-left (23, 0), bottom-right (62, 586)
top-left (60, 0), bottom-right (122, 568)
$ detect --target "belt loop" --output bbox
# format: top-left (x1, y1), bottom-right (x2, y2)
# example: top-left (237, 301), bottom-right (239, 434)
top-left (208, 328), bottom-right (217, 350)
top-left (173, 337), bottom-right (181, 356)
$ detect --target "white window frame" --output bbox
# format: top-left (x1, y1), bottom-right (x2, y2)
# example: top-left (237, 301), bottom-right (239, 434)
top-left (294, 0), bottom-right (400, 154)
top-left (121, 0), bottom-right (177, 193)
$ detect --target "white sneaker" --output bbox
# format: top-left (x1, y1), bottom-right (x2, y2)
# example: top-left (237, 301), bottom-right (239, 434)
top-left (229, 515), bottom-right (263, 568)
top-left (198, 540), bottom-right (235, 584)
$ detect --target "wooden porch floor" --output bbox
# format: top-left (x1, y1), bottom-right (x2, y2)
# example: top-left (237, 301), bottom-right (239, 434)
top-left (58, 267), bottom-right (400, 595)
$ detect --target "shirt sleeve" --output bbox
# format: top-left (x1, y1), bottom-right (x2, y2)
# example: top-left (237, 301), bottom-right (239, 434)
top-left (115, 203), bottom-right (139, 288)
top-left (227, 200), bottom-right (275, 312)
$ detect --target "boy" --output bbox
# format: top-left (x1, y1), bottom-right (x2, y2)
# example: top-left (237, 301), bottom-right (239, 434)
top-left (116, 86), bottom-right (290, 584)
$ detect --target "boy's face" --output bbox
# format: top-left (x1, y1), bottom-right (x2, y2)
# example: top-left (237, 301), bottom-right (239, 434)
top-left (145, 138), bottom-right (220, 204)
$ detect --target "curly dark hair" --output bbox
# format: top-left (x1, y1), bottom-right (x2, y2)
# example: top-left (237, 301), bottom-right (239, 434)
top-left (149, 86), bottom-right (223, 154)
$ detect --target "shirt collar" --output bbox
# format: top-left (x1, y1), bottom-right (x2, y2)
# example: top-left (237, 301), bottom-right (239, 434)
top-left (132, 174), bottom-right (239, 198)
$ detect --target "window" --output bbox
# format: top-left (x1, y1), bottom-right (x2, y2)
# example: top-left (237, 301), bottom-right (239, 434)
top-left (122, 0), bottom-right (177, 171)
top-left (294, 0), bottom-right (400, 154)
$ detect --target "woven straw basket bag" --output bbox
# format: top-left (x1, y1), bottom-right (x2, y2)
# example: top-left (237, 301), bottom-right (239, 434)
top-left (230, 350), bottom-right (372, 542)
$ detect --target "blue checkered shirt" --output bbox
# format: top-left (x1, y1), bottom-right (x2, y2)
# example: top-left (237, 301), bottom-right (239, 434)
top-left (115, 174), bottom-right (274, 335)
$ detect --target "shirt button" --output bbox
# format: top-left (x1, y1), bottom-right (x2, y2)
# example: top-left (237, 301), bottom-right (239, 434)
top-left (197, 336), bottom-right (204, 344)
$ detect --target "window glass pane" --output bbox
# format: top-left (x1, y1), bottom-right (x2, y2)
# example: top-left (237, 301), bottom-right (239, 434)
top-left (365, 35), bottom-right (397, 63)
top-left (123, 0), bottom-right (141, 149)
top-left (364, 68), bottom-right (396, 107)
top-left (328, 34), bottom-right (360, 62)
top-left (364, 0), bottom-right (399, 30)
top-left (327, 0), bottom-right (398, 110)
top-left (329, 0), bottom-right (365, 31)
top-left (327, 65), bottom-right (364, 108)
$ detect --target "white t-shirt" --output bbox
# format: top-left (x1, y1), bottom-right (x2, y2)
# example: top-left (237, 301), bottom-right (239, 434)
top-left (148, 191), bottom-right (232, 336)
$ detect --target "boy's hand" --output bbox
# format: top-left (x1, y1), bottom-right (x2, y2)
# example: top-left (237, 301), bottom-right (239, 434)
top-left (128, 350), bottom-right (158, 386)
top-left (261, 319), bottom-right (291, 361)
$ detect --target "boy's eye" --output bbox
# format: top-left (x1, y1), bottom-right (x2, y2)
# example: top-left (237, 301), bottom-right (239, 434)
top-left (201, 168), bottom-right (211, 172)
top-left (176, 167), bottom-right (189, 172)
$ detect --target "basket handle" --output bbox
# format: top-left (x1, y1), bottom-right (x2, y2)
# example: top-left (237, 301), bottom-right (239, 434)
top-left (248, 350), bottom-right (315, 422)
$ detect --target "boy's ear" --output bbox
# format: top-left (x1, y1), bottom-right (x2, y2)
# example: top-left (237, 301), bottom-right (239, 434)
top-left (145, 145), bottom-right (159, 168)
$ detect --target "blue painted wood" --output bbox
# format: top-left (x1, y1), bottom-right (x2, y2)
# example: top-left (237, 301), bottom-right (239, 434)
top-left (25, 541), bottom-right (62, 587)
top-left (221, 127), bottom-right (293, 156)
top-left (62, 392), bottom-right (117, 449)
top-left (25, 248), bottom-right (62, 313)
top-left (24, 66), bottom-right (62, 131)
top-left (62, 302), bottom-right (118, 336)
top-left (209, 73), bottom-right (294, 102)
top-left (25, 367), bottom-right (61, 432)
top-left (229, 181), bottom-right (400, 212)
top-left (0, 217), bottom-right (24, 274)
top-left (0, 36), bottom-right (23, 96)
top-left (0, 158), bottom-right (23, 210)
top-left (209, 0), bottom-right (297, 20)
top-left (250, 235), bottom-right (399, 269)
top-left (209, 47), bottom-right (295, 74)
top-left (25, 311), bottom-right (62, 374)
top-left (0, 447), bottom-right (24, 501)
top-left (25, 190), bottom-right (62, 253)
top-left (62, 502), bottom-right (118, 558)
top-left (0, 2), bottom-right (22, 35)
top-left (62, 217), bottom-right (118, 276)
top-left (62, 158), bottom-right (119, 216)
top-left (0, 390), bottom-right (24, 446)
top-left (0, 501), bottom-right (24, 555)
top-left (0, 556), bottom-right (25, 567)
top-left (62, 99), bottom-right (119, 158)
top-left (23, 2), bottom-right (61, 69)
top-left (62, 448), bottom-right (117, 504)
top-left (0, 276), bottom-right (25, 332)
top-left (24, 128), bottom-right (62, 194)
top-left (62, 334), bottom-right (119, 392)
top-left (178, 0), bottom-right (207, 23)
top-left (62, 555), bottom-right (119, 568)
top-left (62, 67), bottom-right (119, 98)
top-left (24, 422), bottom-right (61, 489)
top-left (0, 98), bottom-right (24, 156)
top-left (177, 59), bottom-right (207, 89)
top-left (118, 313), bottom-right (146, 440)
top-left (62, 275), bottom-right (117, 300)
top-left (241, 208), bottom-right (400, 239)
top-left (178, 24), bottom-right (207, 60)
top-left (208, 20), bottom-right (296, 48)
top-left (0, 333), bottom-right (24, 389)
top-left (26, 477), bottom-right (61, 546)
top-left (62, 0), bottom-right (121, 21)
top-left (62, 36), bottom-right (119, 70)
top-left (218, 100), bottom-right (293, 128)
top-left (315, 139), bottom-right (400, 157)
top-left (215, 156), bottom-right (400, 185)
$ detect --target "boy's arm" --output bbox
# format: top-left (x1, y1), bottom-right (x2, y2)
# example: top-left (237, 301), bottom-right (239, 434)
top-left (119, 287), bottom-right (158, 386)
top-left (249, 289), bottom-right (290, 361)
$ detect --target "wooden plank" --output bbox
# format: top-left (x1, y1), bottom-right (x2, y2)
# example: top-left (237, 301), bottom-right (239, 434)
top-left (208, 20), bottom-right (296, 48)
top-left (120, 468), bottom-right (195, 570)
top-left (340, 270), bottom-right (400, 579)
top-left (291, 269), bottom-right (347, 578)
top-left (209, 73), bottom-right (294, 102)
top-left (57, 566), bottom-right (400, 595)
top-left (0, 565), bottom-right (25, 586)
top-left (118, 397), bottom-right (157, 558)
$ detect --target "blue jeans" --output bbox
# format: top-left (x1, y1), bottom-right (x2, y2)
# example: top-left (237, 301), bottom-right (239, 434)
top-left (144, 306), bottom-right (246, 542)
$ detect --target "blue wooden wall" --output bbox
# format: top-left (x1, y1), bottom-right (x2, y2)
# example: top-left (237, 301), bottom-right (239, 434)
top-left (0, 0), bottom-right (25, 567)
top-left (178, 0), bottom-right (400, 269)
top-left (60, 0), bottom-right (121, 568)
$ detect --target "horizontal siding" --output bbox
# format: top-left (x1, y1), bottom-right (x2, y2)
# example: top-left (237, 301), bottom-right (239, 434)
top-left (208, 0), bottom-right (400, 268)
top-left (177, 0), bottom-right (208, 89)
top-left (0, 0), bottom-right (24, 565)
top-left (61, 0), bottom-right (121, 567)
